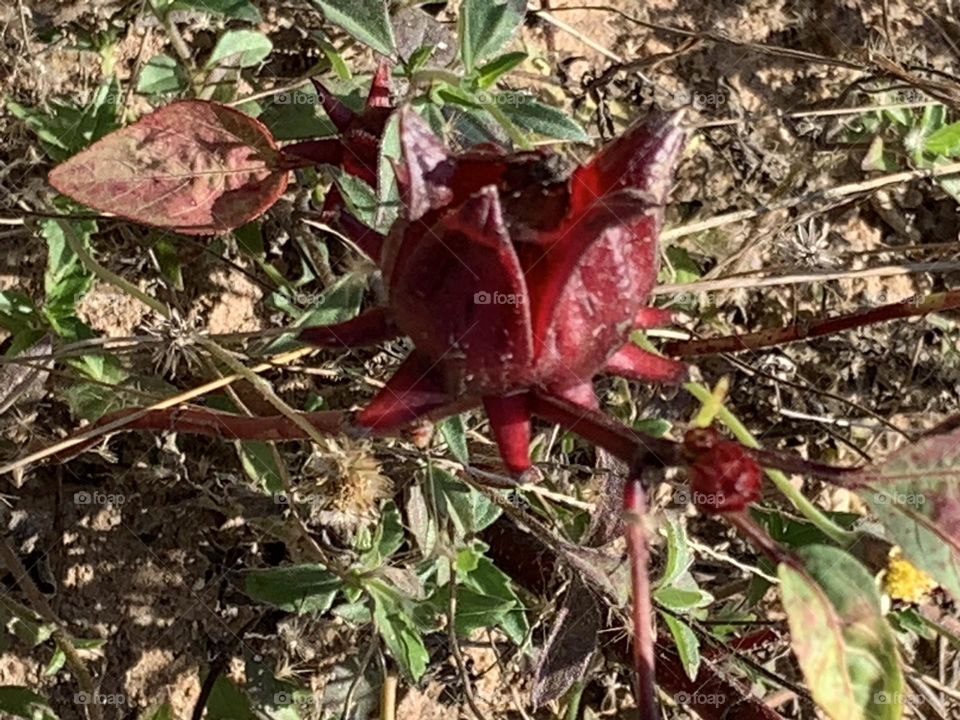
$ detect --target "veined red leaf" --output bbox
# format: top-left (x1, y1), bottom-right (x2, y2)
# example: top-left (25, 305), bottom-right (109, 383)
top-left (855, 425), bottom-right (960, 599)
top-left (48, 101), bottom-right (288, 235)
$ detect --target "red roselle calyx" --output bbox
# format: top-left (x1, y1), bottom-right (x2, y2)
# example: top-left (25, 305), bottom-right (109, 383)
top-left (683, 428), bottom-right (763, 513)
top-left (301, 85), bottom-right (689, 475)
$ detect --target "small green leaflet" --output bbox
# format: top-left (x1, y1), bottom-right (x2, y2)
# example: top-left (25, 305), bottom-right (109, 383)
top-left (924, 121), bottom-right (960, 157)
top-left (207, 30), bottom-right (273, 68)
top-left (366, 580), bottom-right (430, 681)
top-left (311, 0), bottom-right (397, 57)
top-left (438, 414), bottom-right (470, 464)
top-left (137, 54), bottom-right (188, 97)
top-left (662, 614), bottom-right (701, 681)
top-left (459, 0), bottom-right (527, 72)
top-left (244, 564), bottom-right (342, 614)
top-left (496, 93), bottom-right (589, 142)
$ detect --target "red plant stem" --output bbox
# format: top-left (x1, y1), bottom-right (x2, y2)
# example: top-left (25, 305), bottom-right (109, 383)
top-left (623, 475), bottom-right (659, 720)
top-left (664, 289), bottom-right (960, 358)
top-left (529, 391), bottom-right (683, 467)
top-left (52, 406), bottom-right (347, 462)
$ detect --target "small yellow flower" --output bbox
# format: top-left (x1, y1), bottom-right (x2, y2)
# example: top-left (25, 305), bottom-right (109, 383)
top-left (884, 547), bottom-right (938, 604)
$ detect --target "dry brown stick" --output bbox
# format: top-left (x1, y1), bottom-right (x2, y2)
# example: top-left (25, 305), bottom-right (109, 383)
top-left (663, 289), bottom-right (960, 358)
top-left (654, 261), bottom-right (960, 297)
top-left (660, 160), bottom-right (960, 242)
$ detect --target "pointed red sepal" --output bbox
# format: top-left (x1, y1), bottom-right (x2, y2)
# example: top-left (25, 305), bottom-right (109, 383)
top-left (605, 344), bottom-right (687, 384)
top-left (357, 351), bottom-right (454, 431)
top-left (483, 393), bottom-right (533, 474)
top-left (634, 307), bottom-right (675, 329)
top-left (571, 110), bottom-right (685, 209)
top-left (299, 307), bottom-right (399, 348)
top-left (548, 382), bottom-right (599, 411)
top-left (397, 106), bottom-right (456, 220)
top-left (386, 186), bottom-right (534, 393)
top-left (280, 138), bottom-right (345, 168)
top-left (311, 78), bottom-right (355, 132)
top-left (366, 60), bottom-right (392, 110)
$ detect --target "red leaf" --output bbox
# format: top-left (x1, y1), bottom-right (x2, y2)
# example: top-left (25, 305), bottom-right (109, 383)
top-left (48, 101), bottom-right (288, 235)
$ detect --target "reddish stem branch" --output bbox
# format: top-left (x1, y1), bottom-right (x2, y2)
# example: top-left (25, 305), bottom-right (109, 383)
top-left (53, 406), bottom-right (347, 462)
top-left (664, 289), bottom-right (960, 358)
top-left (623, 475), bottom-right (659, 720)
top-left (529, 391), bottom-right (683, 467)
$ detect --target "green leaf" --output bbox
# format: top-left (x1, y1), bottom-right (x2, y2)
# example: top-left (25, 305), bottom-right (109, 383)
top-left (238, 441), bottom-right (285, 494)
top-left (461, 556), bottom-right (528, 644)
top-left (779, 546), bottom-right (904, 720)
top-left (205, 676), bottom-right (256, 720)
top-left (438, 415), bottom-right (470, 464)
top-left (40, 217), bottom-right (95, 328)
top-left (334, 172), bottom-right (381, 230)
top-left (657, 517), bottom-right (692, 589)
top-left (653, 586), bottom-right (713, 612)
top-left (437, 584), bottom-right (515, 636)
top-left (315, 36), bottom-right (352, 79)
top-left (925, 121), bottom-right (960, 156)
top-left (361, 502), bottom-right (404, 567)
top-left (427, 466), bottom-right (501, 536)
top-left (0, 687), bottom-right (59, 720)
top-left (8, 77), bottom-right (121, 161)
top-left (376, 109), bottom-right (403, 231)
top-left (855, 426), bottom-right (960, 599)
top-left (367, 580), bottom-right (430, 681)
top-left (405, 45), bottom-right (437, 76)
top-left (459, 0), bottom-right (526, 72)
top-left (152, 237), bottom-right (184, 291)
top-left (662, 614), bottom-right (700, 681)
top-left (244, 565), bottom-right (342, 614)
top-left (171, 0), bottom-right (260, 21)
top-left (0, 292), bottom-right (42, 335)
top-left (475, 51), bottom-right (527, 89)
top-left (495, 93), bottom-right (589, 142)
top-left (136, 54), bottom-right (188, 97)
top-left (207, 30), bottom-right (273, 68)
top-left (259, 83), bottom-right (338, 141)
top-left (311, 0), bottom-right (397, 57)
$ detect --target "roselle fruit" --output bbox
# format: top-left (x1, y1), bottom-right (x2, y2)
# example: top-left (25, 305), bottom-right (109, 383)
top-left (302, 106), bottom-right (688, 474)
top-left (683, 428), bottom-right (762, 513)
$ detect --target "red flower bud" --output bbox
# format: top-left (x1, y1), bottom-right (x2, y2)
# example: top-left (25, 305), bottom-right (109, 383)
top-left (683, 428), bottom-right (762, 513)
top-left (301, 91), bottom-right (688, 474)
